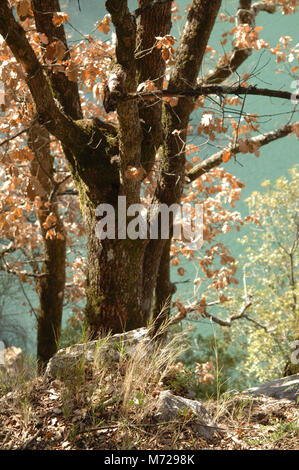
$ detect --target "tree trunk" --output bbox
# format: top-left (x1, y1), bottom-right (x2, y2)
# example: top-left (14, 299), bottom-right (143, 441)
top-left (28, 123), bottom-right (66, 370)
top-left (36, 226), bottom-right (66, 370)
top-left (83, 200), bottom-right (147, 335)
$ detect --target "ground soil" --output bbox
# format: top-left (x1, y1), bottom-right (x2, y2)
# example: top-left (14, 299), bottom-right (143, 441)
top-left (0, 376), bottom-right (298, 450)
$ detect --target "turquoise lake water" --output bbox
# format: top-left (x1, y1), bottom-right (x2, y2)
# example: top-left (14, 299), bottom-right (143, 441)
top-left (1, 1), bottom-right (298, 369)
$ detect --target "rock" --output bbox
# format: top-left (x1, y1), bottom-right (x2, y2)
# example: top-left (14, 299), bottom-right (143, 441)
top-left (45, 327), bottom-right (150, 379)
top-left (153, 390), bottom-right (219, 440)
top-left (0, 346), bottom-right (24, 375)
top-left (245, 374), bottom-right (299, 403)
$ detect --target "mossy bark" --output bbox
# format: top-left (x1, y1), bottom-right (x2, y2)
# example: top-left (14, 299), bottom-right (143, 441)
top-left (83, 203), bottom-right (147, 335)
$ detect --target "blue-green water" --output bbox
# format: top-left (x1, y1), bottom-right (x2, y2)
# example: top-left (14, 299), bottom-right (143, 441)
top-left (1, 1), bottom-right (298, 370)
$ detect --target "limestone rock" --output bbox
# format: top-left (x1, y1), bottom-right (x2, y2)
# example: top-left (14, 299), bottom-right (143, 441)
top-left (153, 390), bottom-right (219, 440)
top-left (45, 327), bottom-right (150, 379)
top-left (245, 374), bottom-right (299, 403)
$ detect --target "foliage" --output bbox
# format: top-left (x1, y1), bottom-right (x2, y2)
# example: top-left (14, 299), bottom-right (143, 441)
top-left (229, 165), bottom-right (299, 383)
top-left (0, 0), bottom-right (299, 360)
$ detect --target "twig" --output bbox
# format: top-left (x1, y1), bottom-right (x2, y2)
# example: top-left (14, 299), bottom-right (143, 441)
top-left (178, 272), bottom-right (252, 327)
top-left (187, 120), bottom-right (298, 182)
top-left (125, 85), bottom-right (299, 104)
top-left (0, 127), bottom-right (31, 148)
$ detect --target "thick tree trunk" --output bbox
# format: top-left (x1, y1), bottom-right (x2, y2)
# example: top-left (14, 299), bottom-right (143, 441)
top-left (83, 201), bottom-right (147, 335)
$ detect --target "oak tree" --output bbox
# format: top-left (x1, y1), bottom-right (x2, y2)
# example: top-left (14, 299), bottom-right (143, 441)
top-left (0, 0), bottom-right (298, 367)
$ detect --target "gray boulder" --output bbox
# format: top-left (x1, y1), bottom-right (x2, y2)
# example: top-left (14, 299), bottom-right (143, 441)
top-left (153, 390), bottom-right (220, 440)
top-left (245, 374), bottom-right (299, 403)
top-left (45, 327), bottom-right (150, 379)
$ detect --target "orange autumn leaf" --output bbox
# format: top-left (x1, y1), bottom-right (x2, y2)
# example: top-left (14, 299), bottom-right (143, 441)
top-left (162, 48), bottom-right (170, 61)
top-left (97, 15), bottom-right (111, 34)
top-left (292, 123), bottom-right (299, 138)
top-left (52, 12), bottom-right (68, 27)
top-left (219, 294), bottom-right (228, 303)
top-left (172, 257), bottom-right (179, 266)
top-left (222, 150), bottom-right (232, 163)
top-left (45, 229), bottom-right (55, 240)
top-left (39, 33), bottom-right (49, 45)
top-left (45, 40), bottom-right (67, 62)
top-left (42, 213), bottom-right (57, 230)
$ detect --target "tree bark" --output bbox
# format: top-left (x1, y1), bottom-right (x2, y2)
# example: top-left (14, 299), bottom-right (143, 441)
top-left (28, 123), bottom-right (66, 370)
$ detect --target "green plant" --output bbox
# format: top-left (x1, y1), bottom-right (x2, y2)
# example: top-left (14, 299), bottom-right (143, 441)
top-left (229, 166), bottom-right (299, 383)
top-left (181, 328), bottom-right (247, 398)
top-left (0, 353), bottom-right (36, 398)
top-left (245, 419), bottom-right (299, 447)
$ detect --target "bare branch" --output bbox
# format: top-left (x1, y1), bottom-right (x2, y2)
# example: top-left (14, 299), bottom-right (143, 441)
top-left (0, 126), bottom-right (32, 148)
top-left (187, 121), bottom-right (299, 182)
top-left (185, 297), bottom-right (252, 327)
top-left (251, 1), bottom-right (276, 16)
top-left (242, 314), bottom-right (275, 333)
top-left (0, 243), bottom-right (15, 258)
top-left (200, 1), bottom-right (276, 85)
top-left (126, 84), bottom-right (299, 102)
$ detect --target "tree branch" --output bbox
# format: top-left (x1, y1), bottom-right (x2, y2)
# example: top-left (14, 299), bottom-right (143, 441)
top-left (198, 298), bottom-right (252, 327)
top-left (171, 272), bottom-right (252, 327)
top-left (31, 0), bottom-right (83, 120)
top-left (200, 1), bottom-right (276, 86)
top-left (0, 0), bottom-right (86, 149)
top-left (187, 121), bottom-right (299, 182)
top-left (167, 0), bottom-right (222, 121)
top-left (106, 0), bottom-right (143, 203)
top-left (126, 84), bottom-right (299, 102)
top-left (0, 126), bottom-right (32, 148)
